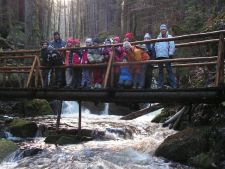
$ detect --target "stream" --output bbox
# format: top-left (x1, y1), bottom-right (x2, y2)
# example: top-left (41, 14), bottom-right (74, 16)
top-left (1, 101), bottom-right (194, 169)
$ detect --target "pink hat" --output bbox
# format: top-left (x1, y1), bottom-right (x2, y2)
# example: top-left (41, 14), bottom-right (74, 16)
top-left (113, 36), bottom-right (120, 42)
top-left (125, 32), bottom-right (133, 39)
top-left (67, 37), bottom-right (75, 44)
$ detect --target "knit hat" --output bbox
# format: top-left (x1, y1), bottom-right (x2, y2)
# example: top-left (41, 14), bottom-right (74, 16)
top-left (113, 36), bottom-right (120, 42)
top-left (93, 38), bottom-right (101, 44)
top-left (123, 41), bottom-right (132, 50)
top-left (67, 37), bottom-right (75, 44)
top-left (104, 38), bottom-right (111, 44)
top-left (160, 24), bottom-right (167, 30)
top-left (85, 38), bottom-right (92, 43)
top-left (144, 33), bottom-right (151, 39)
top-left (125, 32), bottom-right (133, 40)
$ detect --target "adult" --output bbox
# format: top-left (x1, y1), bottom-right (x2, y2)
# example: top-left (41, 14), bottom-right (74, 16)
top-left (155, 24), bottom-right (176, 88)
top-left (49, 32), bottom-right (66, 87)
top-left (49, 32), bottom-right (66, 49)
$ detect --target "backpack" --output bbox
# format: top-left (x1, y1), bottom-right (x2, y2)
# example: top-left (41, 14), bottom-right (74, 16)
top-left (47, 51), bottom-right (62, 66)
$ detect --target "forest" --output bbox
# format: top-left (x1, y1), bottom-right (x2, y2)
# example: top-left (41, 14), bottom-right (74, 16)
top-left (0, 0), bottom-right (225, 49)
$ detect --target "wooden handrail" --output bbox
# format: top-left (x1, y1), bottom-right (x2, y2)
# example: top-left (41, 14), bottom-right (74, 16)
top-left (39, 56), bottom-right (217, 69)
top-left (0, 56), bottom-right (35, 59)
top-left (0, 66), bottom-right (32, 70)
top-left (0, 30), bottom-right (224, 55)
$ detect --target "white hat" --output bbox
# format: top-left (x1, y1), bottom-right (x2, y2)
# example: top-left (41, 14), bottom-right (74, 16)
top-left (85, 38), bottom-right (92, 43)
top-left (160, 24), bottom-right (167, 30)
top-left (144, 33), bottom-right (151, 39)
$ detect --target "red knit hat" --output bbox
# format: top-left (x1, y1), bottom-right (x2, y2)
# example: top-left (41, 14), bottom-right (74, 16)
top-left (113, 36), bottom-right (120, 42)
top-left (125, 32), bottom-right (133, 39)
top-left (67, 37), bottom-right (75, 44)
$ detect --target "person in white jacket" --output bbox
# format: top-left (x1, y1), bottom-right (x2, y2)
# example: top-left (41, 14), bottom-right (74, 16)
top-left (155, 24), bottom-right (176, 88)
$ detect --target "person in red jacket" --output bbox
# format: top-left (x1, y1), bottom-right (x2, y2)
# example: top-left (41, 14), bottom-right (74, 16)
top-left (72, 39), bottom-right (82, 88)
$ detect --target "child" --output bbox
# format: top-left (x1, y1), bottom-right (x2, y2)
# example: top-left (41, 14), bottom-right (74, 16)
top-left (87, 38), bottom-right (104, 89)
top-left (113, 36), bottom-right (125, 87)
top-left (64, 37), bottom-right (75, 88)
top-left (123, 41), bottom-right (150, 89)
top-left (81, 38), bottom-right (92, 88)
top-left (72, 39), bottom-right (82, 88)
top-left (118, 57), bottom-right (132, 88)
top-left (40, 41), bottom-right (49, 88)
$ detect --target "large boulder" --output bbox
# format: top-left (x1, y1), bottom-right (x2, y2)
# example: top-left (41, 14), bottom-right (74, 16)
top-left (0, 139), bottom-right (18, 162)
top-left (24, 99), bottom-right (53, 116)
top-left (9, 119), bottom-right (38, 138)
top-left (155, 128), bottom-right (208, 163)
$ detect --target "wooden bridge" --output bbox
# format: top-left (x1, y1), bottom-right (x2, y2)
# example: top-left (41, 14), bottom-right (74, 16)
top-left (0, 30), bottom-right (225, 104)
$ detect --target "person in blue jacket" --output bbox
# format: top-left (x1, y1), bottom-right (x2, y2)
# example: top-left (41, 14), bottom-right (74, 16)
top-left (118, 57), bottom-right (133, 88)
top-left (155, 24), bottom-right (176, 88)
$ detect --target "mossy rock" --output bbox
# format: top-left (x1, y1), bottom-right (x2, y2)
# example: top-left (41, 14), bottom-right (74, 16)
top-left (151, 107), bottom-right (176, 123)
top-left (189, 152), bottom-right (217, 169)
top-left (24, 99), bottom-right (53, 116)
top-left (9, 119), bottom-right (38, 138)
top-left (0, 139), bottom-right (18, 162)
top-left (44, 134), bottom-right (93, 145)
top-left (155, 128), bottom-right (208, 163)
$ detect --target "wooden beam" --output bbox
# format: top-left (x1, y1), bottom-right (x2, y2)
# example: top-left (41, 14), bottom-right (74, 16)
top-left (216, 33), bottom-right (225, 86)
top-left (0, 88), bottom-right (223, 104)
top-left (120, 104), bottom-right (163, 120)
top-left (103, 47), bottom-right (114, 88)
top-left (26, 56), bottom-right (37, 88)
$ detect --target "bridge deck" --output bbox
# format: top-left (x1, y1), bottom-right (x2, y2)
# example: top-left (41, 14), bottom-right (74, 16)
top-left (0, 87), bottom-right (224, 103)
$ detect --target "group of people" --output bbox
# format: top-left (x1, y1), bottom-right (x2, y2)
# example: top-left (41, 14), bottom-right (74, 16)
top-left (41, 24), bottom-right (177, 89)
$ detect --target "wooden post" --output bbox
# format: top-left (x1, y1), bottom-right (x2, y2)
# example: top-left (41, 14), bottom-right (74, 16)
top-left (36, 56), bottom-right (44, 87)
top-left (56, 100), bottom-right (62, 133)
top-left (3, 57), bottom-right (6, 87)
top-left (26, 56), bottom-right (37, 88)
top-left (216, 33), bottom-right (225, 86)
top-left (78, 101), bottom-right (82, 135)
top-left (103, 48), bottom-right (114, 88)
top-left (110, 47), bottom-right (115, 88)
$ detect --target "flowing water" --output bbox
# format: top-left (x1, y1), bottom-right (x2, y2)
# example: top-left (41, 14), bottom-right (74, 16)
top-left (1, 102), bottom-right (194, 169)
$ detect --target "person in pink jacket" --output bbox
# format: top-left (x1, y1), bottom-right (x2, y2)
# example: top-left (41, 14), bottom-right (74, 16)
top-left (113, 36), bottom-right (126, 87)
top-left (64, 37), bottom-right (75, 88)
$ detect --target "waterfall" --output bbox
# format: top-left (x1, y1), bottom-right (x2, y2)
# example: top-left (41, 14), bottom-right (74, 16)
top-left (61, 101), bottom-right (90, 117)
top-left (101, 103), bottom-right (109, 115)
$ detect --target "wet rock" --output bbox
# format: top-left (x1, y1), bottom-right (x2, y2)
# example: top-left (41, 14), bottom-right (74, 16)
top-left (151, 106), bottom-right (177, 123)
top-left (24, 99), bottom-right (54, 116)
top-left (8, 119), bottom-right (38, 138)
top-left (155, 128), bottom-right (208, 163)
top-left (20, 148), bottom-right (43, 158)
top-left (44, 134), bottom-right (93, 145)
top-left (0, 139), bottom-right (18, 162)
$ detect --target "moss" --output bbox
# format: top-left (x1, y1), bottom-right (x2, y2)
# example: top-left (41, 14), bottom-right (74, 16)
top-left (189, 152), bottom-right (217, 169)
top-left (9, 119), bottom-right (38, 138)
top-left (151, 107), bottom-right (176, 123)
top-left (0, 139), bottom-right (18, 162)
top-left (24, 99), bottom-right (53, 116)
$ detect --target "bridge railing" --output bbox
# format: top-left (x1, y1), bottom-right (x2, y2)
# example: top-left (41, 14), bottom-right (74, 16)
top-left (0, 30), bottom-right (224, 88)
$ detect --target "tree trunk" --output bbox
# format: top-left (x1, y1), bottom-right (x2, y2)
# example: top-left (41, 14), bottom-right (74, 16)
top-left (24, 0), bottom-right (40, 49)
